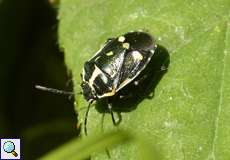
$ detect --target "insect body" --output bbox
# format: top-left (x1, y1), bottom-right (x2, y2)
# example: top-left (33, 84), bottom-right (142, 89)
top-left (81, 31), bottom-right (156, 135)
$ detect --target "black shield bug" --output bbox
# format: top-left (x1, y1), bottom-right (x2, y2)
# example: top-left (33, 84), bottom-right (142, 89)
top-left (81, 31), bottom-right (156, 135)
top-left (35, 31), bottom-right (157, 136)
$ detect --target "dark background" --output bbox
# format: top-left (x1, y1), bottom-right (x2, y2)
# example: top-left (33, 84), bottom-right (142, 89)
top-left (0, 0), bottom-right (77, 159)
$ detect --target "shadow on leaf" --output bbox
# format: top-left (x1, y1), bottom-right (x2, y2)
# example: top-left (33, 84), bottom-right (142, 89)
top-left (95, 45), bottom-right (170, 124)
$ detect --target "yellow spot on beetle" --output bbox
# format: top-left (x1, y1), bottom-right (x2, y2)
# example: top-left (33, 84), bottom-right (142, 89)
top-left (122, 43), bottom-right (130, 49)
top-left (106, 51), bottom-right (113, 56)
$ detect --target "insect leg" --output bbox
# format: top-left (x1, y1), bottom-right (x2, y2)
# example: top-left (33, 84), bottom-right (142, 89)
top-left (107, 98), bottom-right (122, 125)
top-left (108, 102), bottom-right (117, 125)
top-left (84, 101), bottom-right (93, 136)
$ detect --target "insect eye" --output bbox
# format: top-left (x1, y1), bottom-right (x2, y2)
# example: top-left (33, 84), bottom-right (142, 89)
top-left (81, 82), bottom-right (96, 101)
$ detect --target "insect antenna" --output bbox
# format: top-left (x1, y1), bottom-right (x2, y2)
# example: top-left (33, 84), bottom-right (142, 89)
top-left (35, 85), bottom-right (75, 95)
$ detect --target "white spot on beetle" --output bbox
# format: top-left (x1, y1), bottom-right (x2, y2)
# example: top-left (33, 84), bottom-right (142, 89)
top-left (134, 81), bottom-right (139, 86)
top-left (132, 51), bottom-right (143, 60)
top-left (150, 49), bottom-right (155, 54)
top-left (119, 95), bottom-right (125, 99)
top-left (118, 36), bottom-right (125, 42)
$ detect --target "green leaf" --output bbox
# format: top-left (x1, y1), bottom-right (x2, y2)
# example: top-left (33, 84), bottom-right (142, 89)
top-left (59, 0), bottom-right (230, 159)
top-left (40, 130), bottom-right (159, 160)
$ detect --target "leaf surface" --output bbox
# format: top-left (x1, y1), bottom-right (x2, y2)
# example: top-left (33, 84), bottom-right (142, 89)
top-left (58, 0), bottom-right (230, 159)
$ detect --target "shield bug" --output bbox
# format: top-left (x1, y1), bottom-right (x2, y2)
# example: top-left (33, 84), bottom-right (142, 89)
top-left (81, 31), bottom-right (156, 135)
top-left (35, 31), bottom-right (157, 135)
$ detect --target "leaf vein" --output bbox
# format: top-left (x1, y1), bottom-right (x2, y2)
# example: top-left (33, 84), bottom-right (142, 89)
top-left (207, 20), bottom-right (229, 160)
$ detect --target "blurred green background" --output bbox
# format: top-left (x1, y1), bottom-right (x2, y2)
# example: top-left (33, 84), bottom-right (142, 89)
top-left (0, 0), bottom-right (77, 159)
